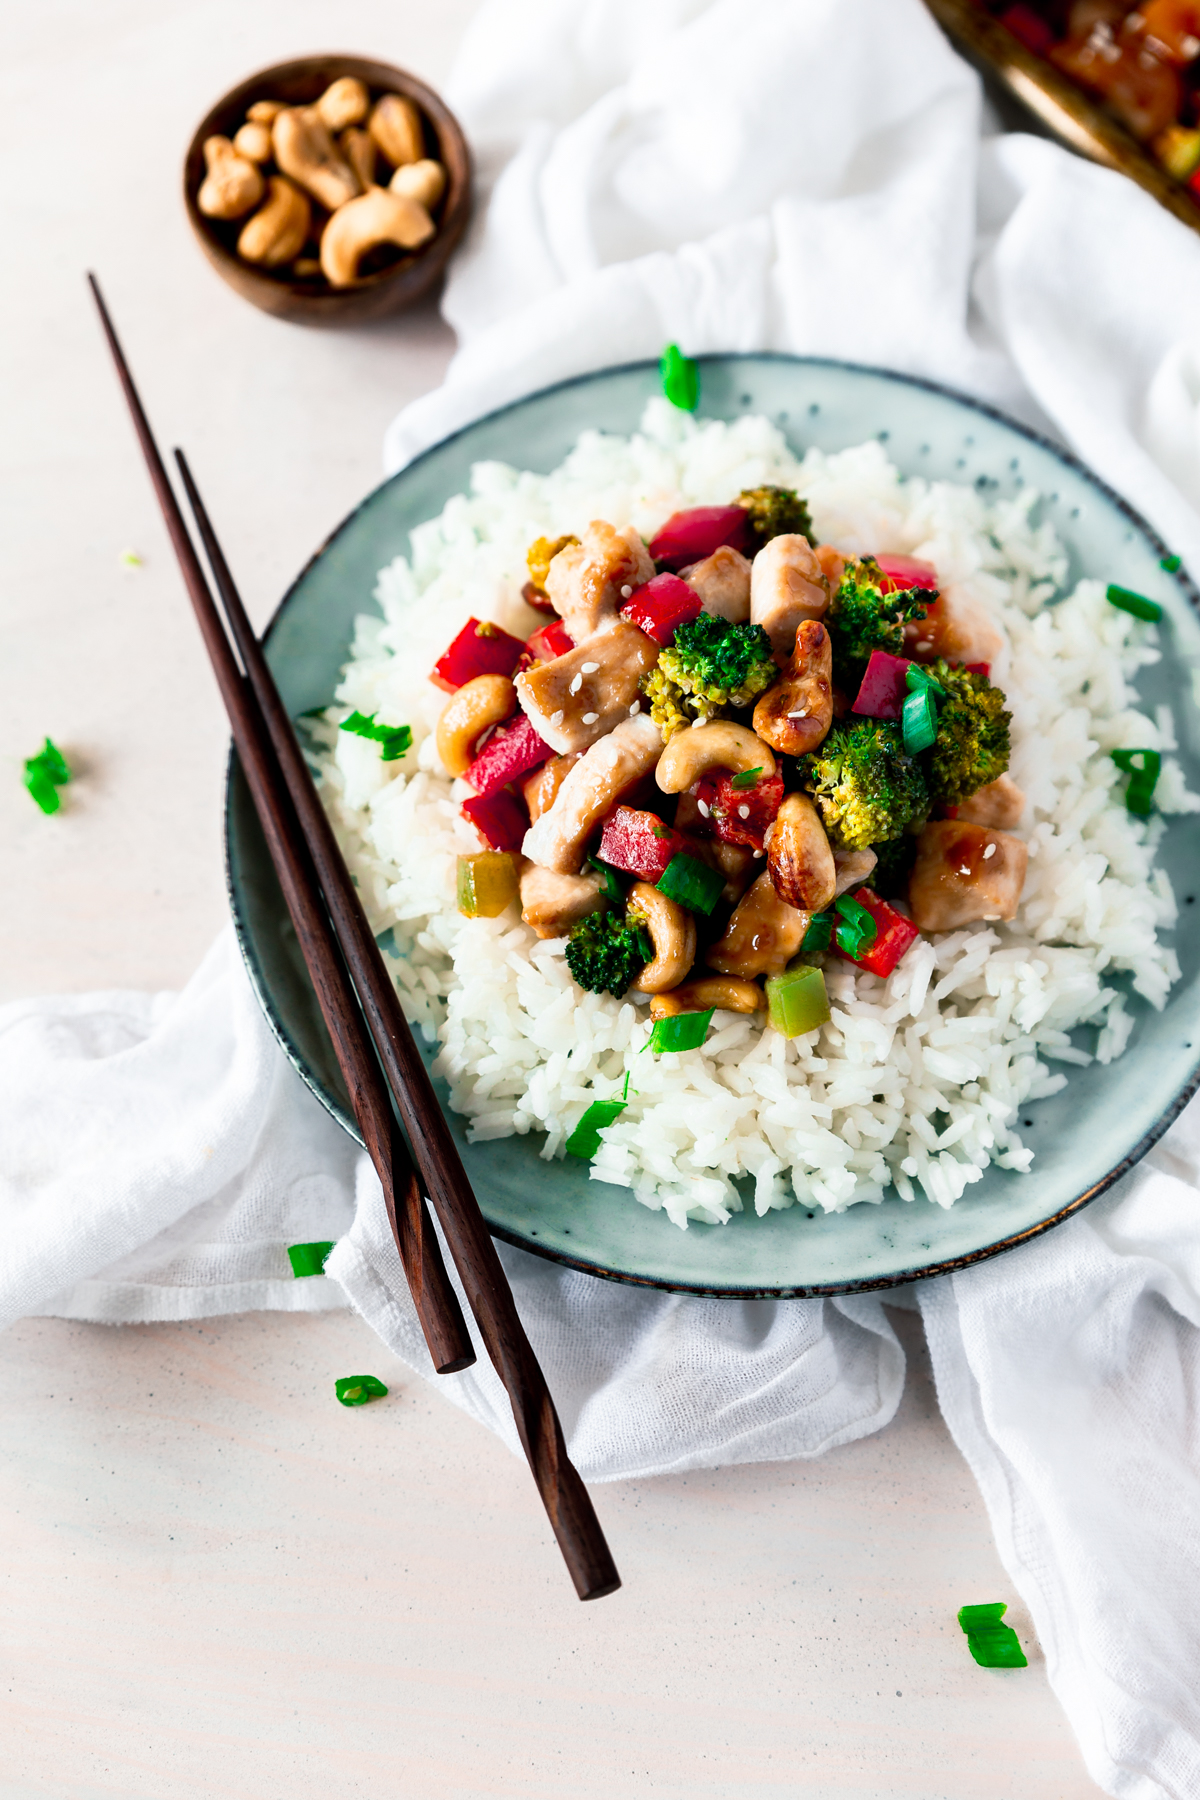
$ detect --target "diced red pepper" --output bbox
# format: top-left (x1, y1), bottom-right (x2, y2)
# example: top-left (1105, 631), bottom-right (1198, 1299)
top-left (695, 768), bottom-right (785, 850)
top-left (465, 714), bottom-right (553, 796)
top-left (835, 886), bottom-right (919, 978)
top-left (964, 661), bottom-right (991, 679)
top-left (620, 572), bottom-right (702, 645)
top-left (1191, 165), bottom-right (1200, 200)
top-left (460, 790), bottom-right (528, 853)
top-left (996, 3), bottom-right (1055, 55)
top-left (431, 618), bottom-right (527, 692)
top-left (521, 579), bottom-right (557, 616)
top-left (875, 554), bottom-right (939, 593)
top-left (526, 619), bottom-right (575, 662)
top-left (598, 805), bottom-right (689, 883)
top-left (648, 505), bottom-right (749, 570)
top-left (851, 650), bottom-right (911, 721)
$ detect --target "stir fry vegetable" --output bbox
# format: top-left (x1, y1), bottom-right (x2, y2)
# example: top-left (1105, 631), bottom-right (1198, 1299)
top-left (803, 721), bottom-right (929, 850)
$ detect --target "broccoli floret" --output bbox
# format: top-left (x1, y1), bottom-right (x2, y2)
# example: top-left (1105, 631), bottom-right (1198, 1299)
top-left (644, 614), bottom-right (777, 736)
top-left (737, 485), bottom-right (813, 553)
top-left (565, 907), bottom-right (653, 997)
top-left (526, 533), bottom-right (579, 595)
top-left (826, 556), bottom-right (931, 687)
top-left (925, 659), bottom-right (1011, 807)
top-left (802, 720), bottom-right (929, 850)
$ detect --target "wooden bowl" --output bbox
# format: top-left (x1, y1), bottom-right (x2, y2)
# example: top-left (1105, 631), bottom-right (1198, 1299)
top-left (183, 54), bottom-right (472, 326)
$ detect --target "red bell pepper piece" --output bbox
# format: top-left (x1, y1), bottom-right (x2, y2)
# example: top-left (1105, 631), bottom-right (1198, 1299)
top-left (836, 886), bottom-right (919, 978)
top-left (460, 790), bottom-right (528, 853)
top-left (996, 4), bottom-right (1055, 54)
top-left (875, 554), bottom-right (939, 593)
top-left (598, 805), bottom-right (689, 882)
top-left (620, 572), bottom-right (702, 645)
top-left (851, 650), bottom-right (911, 721)
top-left (695, 768), bottom-right (785, 850)
top-left (431, 618), bottom-right (527, 692)
top-left (648, 505), bottom-right (749, 570)
top-left (465, 714), bottom-right (553, 796)
top-left (964, 661), bottom-right (992, 679)
top-left (526, 619), bottom-right (575, 662)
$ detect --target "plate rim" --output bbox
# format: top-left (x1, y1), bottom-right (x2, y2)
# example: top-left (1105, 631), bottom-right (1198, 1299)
top-left (225, 350), bottom-right (1200, 1296)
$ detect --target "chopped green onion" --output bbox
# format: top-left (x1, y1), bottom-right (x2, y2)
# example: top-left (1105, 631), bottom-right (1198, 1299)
top-left (339, 711), bottom-right (413, 761)
top-left (649, 1009), bottom-right (714, 1053)
top-left (565, 1099), bottom-right (627, 1159)
top-left (660, 343), bottom-right (699, 412)
top-left (801, 912), bottom-right (833, 953)
top-left (958, 1603), bottom-right (1028, 1669)
top-left (119, 548), bottom-right (143, 569)
top-left (1161, 553), bottom-right (1182, 573)
top-left (730, 766), bottom-right (764, 790)
top-left (1106, 583), bottom-right (1162, 622)
top-left (335, 1375), bottom-right (388, 1407)
top-left (834, 891), bottom-right (878, 959)
top-left (905, 663), bottom-right (946, 699)
top-left (587, 856), bottom-right (626, 905)
top-left (902, 685), bottom-right (938, 755)
top-left (635, 925), bottom-right (655, 965)
top-left (1112, 747), bottom-right (1161, 815)
top-left (287, 1240), bottom-right (335, 1277)
top-left (765, 964), bottom-right (831, 1038)
top-left (23, 737), bottom-right (72, 815)
top-left (656, 853), bottom-right (724, 916)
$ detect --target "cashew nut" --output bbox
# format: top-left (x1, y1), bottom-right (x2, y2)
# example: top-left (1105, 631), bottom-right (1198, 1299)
top-left (707, 871), bottom-right (808, 979)
top-left (752, 619), bottom-right (834, 756)
top-left (232, 121), bottom-right (273, 164)
top-left (237, 176), bottom-right (311, 267)
top-left (339, 127), bottom-right (377, 191)
top-left (272, 107), bottom-right (361, 211)
top-left (649, 976), bottom-right (764, 1020)
top-left (247, 99), bottom-right (285, 124)
top-left (316, 76), bottom-right (370, 133)
top-left (435, 675), bottom-right (516, 778)
top-left (369, 93), bottom-right (424, 167)
top-left (390, 158), bottom-right (447, 211)
top-left (319, 187), bottom-right (435, 288)
top-left (655, 721), bottom-right (776, 794)
top-left (765, 792), bottom-right (836, 913)
top-left (197, 136), bottom-right (264, 220)
top-left (628, 883), bottom-right (697, 994)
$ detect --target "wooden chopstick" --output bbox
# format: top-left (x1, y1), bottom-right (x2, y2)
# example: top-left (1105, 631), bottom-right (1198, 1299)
top-left (85, 275), bottom-right (473, 1378)
top-left (88, 274), bottom-right (621, 1602)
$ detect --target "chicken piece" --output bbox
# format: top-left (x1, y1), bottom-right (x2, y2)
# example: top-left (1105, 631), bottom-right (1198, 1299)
top-left (750, 533), bottom-right (830, 660)
top-left (956, 773), bottom-right (1025, 830)
top-left (515, 619), bottom-right (658, 756)
top-left (522, 752), bottom-right (581, 824)
top-left (521, 713), bottom-right (663, 875)
top-left (519, 864), bottom-right (605, 939)
top-left (904, 590), bottom-right (1003, 669)
top-left (815, 544), bottom-right (845, 590)
top-left (682, 545), bottom-right (752, 623)
top-left (832, 846), bottom-right (878, 898)
top-left (752, 619), bottom-right (833, 756)
top-left (707, 870), bottom-right (809, 979)
top-left (908, 821), bottom-right (1028, 932)
top-left (544, 520), bottom-right (654, 645)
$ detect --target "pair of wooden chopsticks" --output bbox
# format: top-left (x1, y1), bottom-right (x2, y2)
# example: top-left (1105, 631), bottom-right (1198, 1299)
top-left (87, 274), bottom-right (619, 1604)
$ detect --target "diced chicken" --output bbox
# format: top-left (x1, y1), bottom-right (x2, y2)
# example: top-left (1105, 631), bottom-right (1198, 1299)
top-left (522, 713), bottom-right (663, 874)
top-left (832, 846), bottom-right (878, 898)
top-left (750, 533), bottom-right (830, 659)
top-left (515, 619), bottom-right (658, 755)
top-left (682, 545), bottom-right (752, 623)
top-left (956, 773), bottom-right (1025, 830)
top-left (519, 864), bottom-right (605, 939)
top-left (544, 520), bottom-right (654, 644)
top-left (904, 589), bottom-right (1003, 669)
top-left (707, 870), bottom-right (808, 979)
top-left (521, 752), bottom-right (581, 824)
top-left (908, 821), bottom-right (1028, 932)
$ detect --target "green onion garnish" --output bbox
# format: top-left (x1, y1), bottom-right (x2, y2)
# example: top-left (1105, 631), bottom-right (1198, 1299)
top-left (565, 1098), bottom-right (627, 1159)
top-left (958, 1603), bottom-right (1028, 1669)
top-left (335, 1375), bottom-right (388, 1407)
top-left (660, 343), bottom-right (699, 413)
top-left (729, 766), bottom-right (764, 790)
top-left (1106, 584), bottom-right (1162, 622)
top-left (23, 737), bottom-right (72, 815)
top-left (905, 663), bottom-right (946, 698)
top-left (834, 891), bottom-right (878, 959)
top-left (1161, 553), bottom-right (1182, 573)
top-left (801, 912), bottom-right (833, 953)
top-left (656, 853), bottom-right (724, 916)
top-left (902, 685), bottom-right (938, 755)
top-left (649, 1009), bottom-right (714, 1053)
top-left (339, 711), bottom-right (413, 761)
top-left (587, 856), bottom-right (626, 905)
top-left (287, 1241), bottom-right (335, 1277)
top-left (1112, 747), bottom-right (1161, 815)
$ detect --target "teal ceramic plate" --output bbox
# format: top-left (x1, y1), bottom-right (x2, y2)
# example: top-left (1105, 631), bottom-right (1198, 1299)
top-left (226, 355), bottom-right (1200, 1296)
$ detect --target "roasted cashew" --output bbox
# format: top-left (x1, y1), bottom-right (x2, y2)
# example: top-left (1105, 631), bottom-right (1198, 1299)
top-left (232, 121), bottom-right (273, 164)
top-left (628, 883), bottom-right (696, 994)
top-left (765, 792), bottom-right (836, 913)
top-left (435, 675), bottom-right (516, 777)
top-left (369, 93), bottom-right (424, 166)
top-left (197, 135), bottom-right (264, 220)
top-left (707, 872), bottom-right (808, 979)
top-left (247, 99), bottom-right (284, 124)
top-left (655, 721), bottom-right (775, 794)
top-left (316, 76), bottom-right (369, 133)
top-left (390, 158), bottom-right (447, 211)
top-left (319, 187), bottom-right (435, 287)
top-left (752, 619), bottom-right (834, 756)
top-left (237, 176), bottom-right (311, 267)
top-left (272, 107), bottom-right (361, 211)
top-left (339, 127), bottom-right (377, 191)
top-left (649, 976), bottom-right (764, 1020)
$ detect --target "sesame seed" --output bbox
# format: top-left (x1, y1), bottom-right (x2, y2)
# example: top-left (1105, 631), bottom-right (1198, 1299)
top-left (983, 914), bottom-right (1000, 921)
top-left (691, 716), bottom-right (705, 728)
top-left (620, 585), bottom-right (633, 598)
top-left (581, 711), bottom-right (599, 724)
top-left (569, 674), bottom-right (583, 695)
top-left (628, 700), bottom-right (640, 715)
top-left (753, 848), bottom-right (764, 858)
top-left (550, 710), bottom-right (564, 726)
top-left (982, 843), bottom-right (996, 860)
top-left (787, 708), bottom-right (809, 719)
top-left (738, 804), bottom-right (751, 819)
top-left (697, 799), bottom-right (711, 819)
top-left (915, 640), bottom-right (933, 652)
top-left (580, 661), bottom-right (599, 674)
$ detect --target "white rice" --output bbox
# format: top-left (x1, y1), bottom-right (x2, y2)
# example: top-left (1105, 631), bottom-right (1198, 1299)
top-left (311, 398), bottom-right (1199, 1228)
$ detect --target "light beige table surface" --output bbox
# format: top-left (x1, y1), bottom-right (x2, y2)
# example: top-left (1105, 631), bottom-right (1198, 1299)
top-left (1, 4), bottom-right (1105, 1796)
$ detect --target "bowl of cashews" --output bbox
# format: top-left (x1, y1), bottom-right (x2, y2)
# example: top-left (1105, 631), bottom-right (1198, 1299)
top-left (184, 54), bottom-right (472, 325)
